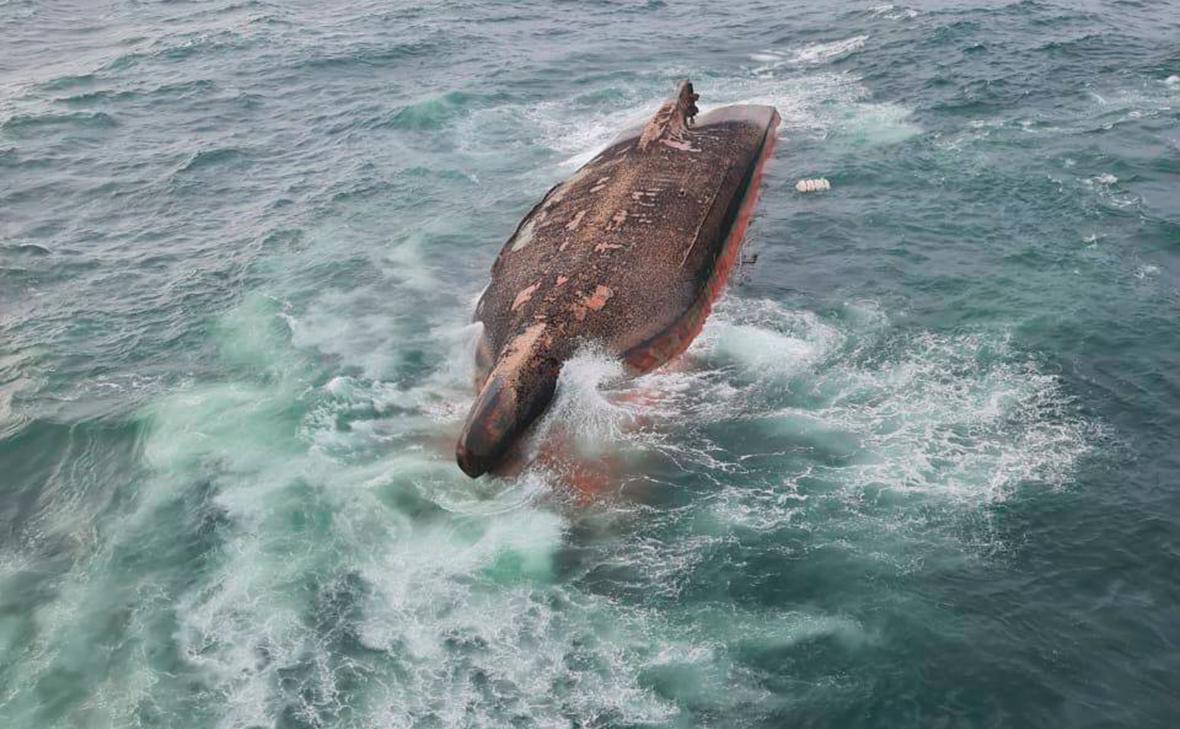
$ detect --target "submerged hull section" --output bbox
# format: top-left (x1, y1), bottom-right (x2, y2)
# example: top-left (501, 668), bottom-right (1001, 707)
top-left (458, 82), bottom-right (780, 477)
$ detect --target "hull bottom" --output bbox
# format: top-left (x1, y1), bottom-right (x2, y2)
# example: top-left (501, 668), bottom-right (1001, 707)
top-left (622, 122), bottom-right (778, 372)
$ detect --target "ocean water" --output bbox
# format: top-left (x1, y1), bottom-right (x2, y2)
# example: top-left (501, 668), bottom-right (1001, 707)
top-left (2, 0), bottom-right (1179, 726)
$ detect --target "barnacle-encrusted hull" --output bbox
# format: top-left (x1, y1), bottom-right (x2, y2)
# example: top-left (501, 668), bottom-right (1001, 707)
top-left (457, 82), bottom-right (780, 477)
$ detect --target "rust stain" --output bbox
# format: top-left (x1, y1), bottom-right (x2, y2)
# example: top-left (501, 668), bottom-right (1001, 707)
top-left (499, 322), bottom-right (548, 373)
top-left (511, 282), bottom-right (540, 311)
top-left (565, 210), bottom-right (586, 231)
top-left (584, 285), bottom-right (613, 311)
top-left (662, 138), bottom-right (697, 152)
top-left (589, 176), bottom-right (611, 194)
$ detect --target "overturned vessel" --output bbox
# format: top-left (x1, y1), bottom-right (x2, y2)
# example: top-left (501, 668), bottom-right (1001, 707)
top-left (457, 81), bottom-right (780, 477)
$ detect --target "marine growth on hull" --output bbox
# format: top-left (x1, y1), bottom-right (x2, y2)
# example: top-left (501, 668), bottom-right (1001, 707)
top-left (457, 82), bottom-right (781, 477)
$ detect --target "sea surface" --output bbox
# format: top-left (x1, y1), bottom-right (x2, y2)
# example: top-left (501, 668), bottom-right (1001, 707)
top-left (2, 1), bottom-right (1179, 727)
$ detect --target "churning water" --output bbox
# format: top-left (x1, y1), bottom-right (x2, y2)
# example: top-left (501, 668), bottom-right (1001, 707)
top-left (2, 0), bottom-right (1179, 726)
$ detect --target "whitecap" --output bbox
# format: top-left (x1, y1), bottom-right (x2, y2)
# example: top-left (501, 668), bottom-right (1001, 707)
top-left (697, 303), bottom-right (843, 380)
top-left (531, 344), bottom-right (639, 463)
top-left (790, 35), bottom-right (869, 65)
top-left (748, 51), bottom-right (784, 63)
top-left (1135, 263), bottom-right (1160, 279)
top-left (869, 4), bottom-right (919, 19)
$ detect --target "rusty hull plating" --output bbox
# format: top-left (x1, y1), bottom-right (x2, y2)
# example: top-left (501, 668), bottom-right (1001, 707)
top-left (456, 81), bottom-right (780, 478)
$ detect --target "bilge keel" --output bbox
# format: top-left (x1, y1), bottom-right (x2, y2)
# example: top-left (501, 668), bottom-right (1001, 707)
top-left (457, 81), bottom-right (781, 477)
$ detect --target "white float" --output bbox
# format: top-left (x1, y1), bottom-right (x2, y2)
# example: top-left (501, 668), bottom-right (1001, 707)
top-left (795, 178), bottom-right (832, 193)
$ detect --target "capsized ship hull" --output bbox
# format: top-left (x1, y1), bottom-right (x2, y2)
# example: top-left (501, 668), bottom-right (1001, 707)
top-left (457, 81), bottom-right (781, 477)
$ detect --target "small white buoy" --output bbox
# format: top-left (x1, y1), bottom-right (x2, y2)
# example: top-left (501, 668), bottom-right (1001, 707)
top-left (795, 177), bottom-right (831, 193)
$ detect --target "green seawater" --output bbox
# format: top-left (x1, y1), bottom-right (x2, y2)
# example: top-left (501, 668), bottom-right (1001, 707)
top-left (2, 1), bottom-right (1179, 726)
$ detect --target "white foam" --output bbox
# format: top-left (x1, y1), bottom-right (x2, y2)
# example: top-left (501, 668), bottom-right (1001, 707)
top-left (383, 230), bottom-right (439, 292)
top-left (709, 476), bottom-right (810, 533)
top-left (791, 332), bottom-right (1091, 502)
top-left (521, 98), bottom-right (661, 168)
top-left (531, 345), bottom-right (639, 463)
top-left (79, 285), bottom-right (1103, 729)
top-left (1135, 263), bottom-right (1160, 279)
top-left (702, 306), bottom-right (841, 380)
top-left (833, 101), bottom-right (922, 145)
top-left (791, 35), bottom-right (869, 65)
top-left (707, 74), bottom-right (921, 146)
top-left (747, 50), bottom-right (789, 77)
top-left (869, 4), bottom-right (919, 19)
top-left (748, 36), bottom-right (868, 77)
top-left (1082, 171), bottom-right (1140, 210)
top-left (512, 70), bottom-right (920, 175)
top-left (122, 293), bottom-right (691, 727)
top-left (351, 508), bottom-right (679, 727)
top-left (0, 375), bottom-right (32, 440)
top-left (748, 51), bottom-right (782, 63)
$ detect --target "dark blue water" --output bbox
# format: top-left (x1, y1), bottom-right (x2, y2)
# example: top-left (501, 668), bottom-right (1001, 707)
top-left (2, 1), bottom-right (1179, 726)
